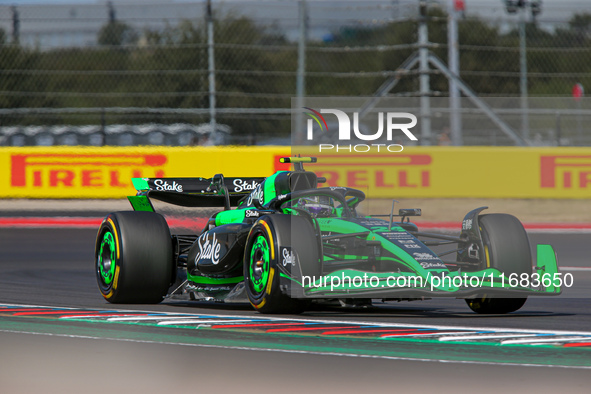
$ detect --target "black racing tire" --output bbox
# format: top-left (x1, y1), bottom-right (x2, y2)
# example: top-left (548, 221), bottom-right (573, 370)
top-left (244, 215), bottom-right (320, 314)
top-left (465, 214), bottom-right (531, 314)
top-left (95, 211), bottom-right (174, 304)
top-left (465, 297), bottom-right (527, 315)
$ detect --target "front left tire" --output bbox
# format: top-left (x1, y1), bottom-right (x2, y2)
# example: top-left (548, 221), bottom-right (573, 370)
top-left (243, 215), bottom-right (320, 314)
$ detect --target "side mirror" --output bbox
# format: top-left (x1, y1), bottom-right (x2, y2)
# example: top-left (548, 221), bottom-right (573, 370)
top-left (399, 208), bottom-right (421, 217)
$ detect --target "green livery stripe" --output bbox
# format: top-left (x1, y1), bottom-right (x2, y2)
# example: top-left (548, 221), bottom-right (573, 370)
top-left (127, 195), bottom-right (154, 212)
top-left (132, 178), bottom-right (149, 191)
top-left (536, 244), bottom-right (561, 294)
top-left (215, 210), bottom-right (246, 226)
top-left (187, 274), bottom-right (244, 285)
top-left (280, 272), bottom-right (302, 286)
top-left (263, 171), bottom-right (288, 204)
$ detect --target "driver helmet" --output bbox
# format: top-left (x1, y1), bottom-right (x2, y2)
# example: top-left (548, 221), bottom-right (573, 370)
top-left (297, 195), bottom-right (335, 218)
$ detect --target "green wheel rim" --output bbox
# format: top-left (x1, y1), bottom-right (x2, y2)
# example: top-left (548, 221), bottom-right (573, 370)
top-left (98, 231), bottom-right (117, 285)
top-left (249, 234), bottom-right (270, 294)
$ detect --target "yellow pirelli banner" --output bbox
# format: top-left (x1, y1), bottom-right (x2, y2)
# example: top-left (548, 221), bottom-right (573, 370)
top-left (0, 146), bottom-right (590, 199)
top-left (0, 146), bottom-right (288, 199)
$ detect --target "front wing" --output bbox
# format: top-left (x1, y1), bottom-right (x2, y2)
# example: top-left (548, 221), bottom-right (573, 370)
top-left (284, 244), bottom-right (561, 299)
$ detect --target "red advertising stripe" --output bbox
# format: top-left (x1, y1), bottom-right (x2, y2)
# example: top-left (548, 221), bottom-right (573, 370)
top-left (0, 217), bottom-right (590, 232)
top-left (523, 223), bottom-right (591, 230)
top-left (563, 342), bottom-right (591, 348)
top-left (167, 218), bottom-right (209, 229)
top-left (12, 311), bottom-right (112, 316)
top-left (0, 217), bottom-right (208, 229)
top-left (0, 217), bottom-right (102, 228)
top-left (0, 308), bottom-right (52, 313)
top-left (59, 313), bottom-right (150, 318)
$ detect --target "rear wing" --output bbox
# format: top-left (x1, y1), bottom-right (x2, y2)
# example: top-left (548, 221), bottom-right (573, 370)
top-left (132, 176), bottom-right (264, 194)
top-left (129, 175), bottom-right (265, 210)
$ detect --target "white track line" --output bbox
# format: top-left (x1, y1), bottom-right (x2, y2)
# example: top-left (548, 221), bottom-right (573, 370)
top-left (4, 302), bottom-right (591, 337)
top-left (502, 336), bottom-right (591, 345)
top-left (157, 319), bottom-right (257, 326)
top-left (439, 333), bottom-right (541, 342)
top-left (60, 314), bottom-right (147, 319)
top-left (560, 266), bottom-right (591, 272)
top-left (106, 315), bottom-right (250, 322)
top-left (382, 331), bottom-right (473, 338)
top-left (1, 329), bottom-right (590, 370)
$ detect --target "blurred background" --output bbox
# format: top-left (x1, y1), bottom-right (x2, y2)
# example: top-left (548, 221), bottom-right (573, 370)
top-left (0, 0), bottom-right (590, 147)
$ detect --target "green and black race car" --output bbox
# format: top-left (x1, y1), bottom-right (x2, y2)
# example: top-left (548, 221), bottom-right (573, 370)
top-left (95, 157), bottom-right (561, 314)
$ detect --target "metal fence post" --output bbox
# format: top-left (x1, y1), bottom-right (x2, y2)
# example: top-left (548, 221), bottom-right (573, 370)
top-left (419, 1), bottom-right (431, 145)
top-left (294, 0), bottom-right (307, 145)
top-left (448, 0), bottom-right (462, 146)
top-left (519, 6), bottom-right (529, 142)
top-left (11, 6), bottom-right (19, 44)
top-left (207, 0), bottom-right (217, 144)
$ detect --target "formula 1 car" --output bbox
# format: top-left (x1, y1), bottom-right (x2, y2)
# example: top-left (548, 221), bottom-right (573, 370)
top-left (95, 157), bottom-right (561, 314)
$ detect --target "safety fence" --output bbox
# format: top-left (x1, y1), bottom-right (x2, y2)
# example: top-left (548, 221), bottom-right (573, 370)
top-left (0, 1), bottom-right (590, 146)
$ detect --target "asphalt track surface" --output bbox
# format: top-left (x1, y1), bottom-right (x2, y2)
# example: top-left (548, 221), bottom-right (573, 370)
top-left (1, 227), bottom-right (591, 393)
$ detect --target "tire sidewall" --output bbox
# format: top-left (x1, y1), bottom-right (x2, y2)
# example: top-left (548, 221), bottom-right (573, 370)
top-left (244, 217), bottom-right (281, 309)
top-left (95, 216), bottom-right (120, 300)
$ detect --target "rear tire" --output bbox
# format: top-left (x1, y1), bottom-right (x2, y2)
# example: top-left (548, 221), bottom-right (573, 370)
top-left (465, 214), bottom-right (531, 314)
top-left (244, 215), bottom-right (319, 314)
top-left (95, 211), bottom-right (173, 303)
